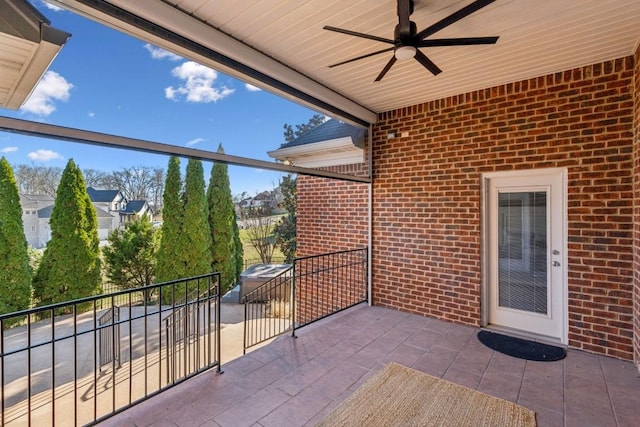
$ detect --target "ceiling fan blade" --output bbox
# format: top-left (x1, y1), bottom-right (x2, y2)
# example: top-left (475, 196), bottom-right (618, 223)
top-left (414, 50), bottom-right (442, 75)
top-left (416, 0), bottom-right (496, 40)
top-left (374, 56), bottom-right (397, 82)
top-left (397, 0), bottom-right (412, 38)
top-left (328, 47), bottom-right (395, 68)
top-left (323, 26), bottom-right (395, 44)
top-left (415, 36), bottom-right (499, 47)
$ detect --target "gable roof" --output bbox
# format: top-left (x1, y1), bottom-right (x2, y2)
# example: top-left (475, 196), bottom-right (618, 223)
top-left (37, 203), bottom-right (113, 219)
top-left (268, 119), bottom-right (365, 168)
top-left (121, 200), bottom-right (150, 215)
top-left (279, 119), bottom-right (365, 149)
top-left (20, 194), bottom-right (54, 210)
top-left (87, 187), bottom-right (122, 203)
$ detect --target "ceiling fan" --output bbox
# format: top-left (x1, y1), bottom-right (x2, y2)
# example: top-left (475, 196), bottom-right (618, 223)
top-left (323, 0), bottom-right (499, 81)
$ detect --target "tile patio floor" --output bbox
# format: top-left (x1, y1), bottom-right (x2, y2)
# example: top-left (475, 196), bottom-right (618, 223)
top-left (99, 304), bottom-right (640, 427)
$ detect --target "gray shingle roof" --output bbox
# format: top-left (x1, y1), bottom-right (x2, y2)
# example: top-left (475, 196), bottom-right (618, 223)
top-left (121, 200), bottom-right (148, 214)
top-left (38, 204), bottom-right (114, 219)
top-left (279, 119), bottom-right (365, 149)
top-left (87, 187), bottom-right (121, 203)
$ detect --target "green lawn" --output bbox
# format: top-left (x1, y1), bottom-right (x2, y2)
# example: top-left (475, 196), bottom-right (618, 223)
top-left (239, 227), bottom-right (284, 266)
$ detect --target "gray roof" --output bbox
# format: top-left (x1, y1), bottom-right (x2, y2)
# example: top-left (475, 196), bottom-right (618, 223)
top-left (38, 204), bottom-right (114, 219)
top-left (37, 204), bottom-right (53, 219)
top-left (279, 119), bottom-right (365, 149)
top-left (20, 194), bottom-right (54, 210)
top-left (87, 187), bottom-right (121, 203)
top-left (121, 200), bottom-right (149, 215)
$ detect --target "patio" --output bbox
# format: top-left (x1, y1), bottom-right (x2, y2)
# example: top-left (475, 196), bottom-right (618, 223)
top-left (99, 303), bottom-right (640, 427)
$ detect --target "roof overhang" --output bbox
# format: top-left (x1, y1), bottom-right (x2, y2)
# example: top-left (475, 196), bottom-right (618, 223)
top-left (268, 136), bottom-right (364, 168)
top-left (0, 0), bottom-right (70, 110)
top-left (47, 0), bottom-right (377, 127)
top-left (45, 1), bottom-right (640, 128)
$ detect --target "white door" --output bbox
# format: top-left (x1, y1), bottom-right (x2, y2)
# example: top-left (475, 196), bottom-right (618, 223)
top-left (485, 169), bottom-right (566, 343)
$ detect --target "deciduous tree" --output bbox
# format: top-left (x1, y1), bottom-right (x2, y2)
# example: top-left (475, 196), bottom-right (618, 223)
top-left (274, 174), bottom-right (297, 263)
top-left (103, 217), bottom-right (158, 302)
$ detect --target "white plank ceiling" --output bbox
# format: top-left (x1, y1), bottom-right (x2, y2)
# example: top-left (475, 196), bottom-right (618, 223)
top-left (50, 0), bottom-right (640, 123)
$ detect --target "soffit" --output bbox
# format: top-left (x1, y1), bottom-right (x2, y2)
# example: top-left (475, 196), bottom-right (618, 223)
top-left (48, 0), bottom-right (640, 124)
top-left (0, 0), bottom-right (70, 109)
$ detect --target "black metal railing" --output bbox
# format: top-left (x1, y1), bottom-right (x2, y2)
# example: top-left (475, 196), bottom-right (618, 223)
top-left (242, 267), bottom-right (293, 353)
top-left (243, 248), bottom-right (367, 353)
top-left (293, 248), bottom-right (368, 330)
top-left (0, 273), bottom-right (221, 427)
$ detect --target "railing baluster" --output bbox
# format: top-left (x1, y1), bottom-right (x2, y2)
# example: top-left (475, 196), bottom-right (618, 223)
top-left (27, 313), bottom-right (31, 426)
top-left (51, 307), bottom-right (55, 425)
top-left (73, 304), bottom-right (78, 427)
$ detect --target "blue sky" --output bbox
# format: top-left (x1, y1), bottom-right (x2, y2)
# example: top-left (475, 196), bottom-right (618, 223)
top-left (0, 1), bottom-right (320, 196)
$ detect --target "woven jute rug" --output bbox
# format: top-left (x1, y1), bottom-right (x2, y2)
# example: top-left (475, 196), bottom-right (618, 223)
top-left (316, 362), bottom-right (536, 427)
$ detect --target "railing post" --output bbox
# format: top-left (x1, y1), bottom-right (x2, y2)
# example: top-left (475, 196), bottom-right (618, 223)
top-left (243, 295), bottom-right (247, 355)
top-left (216, 274), bottom-right (222, 373)
top-left (291, 261), bottom-right (297, 338)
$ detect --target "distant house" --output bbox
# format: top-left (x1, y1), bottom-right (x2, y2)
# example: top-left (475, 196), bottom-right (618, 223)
top-left (120, 199), bottom-right (154, 224)
top-left (86, 187), bottom-right (154, 227)
top-left (236, 189), bottom-right (284, 214)
top-left (20, 194), bottom-right (54, 249)
top-left (20, 187), bottom-right (153, 248)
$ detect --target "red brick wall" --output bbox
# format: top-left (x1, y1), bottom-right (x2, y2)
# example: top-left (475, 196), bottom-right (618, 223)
top-left (297, 163), bottom-right (369, 257)
top-left (371, 57), bottom-right (635, 360)
top-left (297, 57), bottom-right (637, 360)
top-left (633, 44), bottom-right (640, 369)
top-left (296, 164), bottom-right (370, 325)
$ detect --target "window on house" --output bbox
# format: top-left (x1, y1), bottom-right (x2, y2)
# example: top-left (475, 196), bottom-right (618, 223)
top-left (31, 226), bottom-right (36, 231)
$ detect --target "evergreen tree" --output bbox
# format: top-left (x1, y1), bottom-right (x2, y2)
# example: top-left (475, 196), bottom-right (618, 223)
top-left (181, 159), bottom-right (213, 296)
top-left (0, 157), bottom-right (32, 319)
top-left (274, 174), bottom-right (297, 263)
top-left (156, 156), bottom-right (183, 283)
top-left (207, 145), bottom-right (241, 293)
top-left (33, 159), bottom-right (101, 307)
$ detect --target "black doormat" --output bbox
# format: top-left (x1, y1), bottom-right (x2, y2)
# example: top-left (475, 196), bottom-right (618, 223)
top-left (477, 330), bottom-right (566, 362)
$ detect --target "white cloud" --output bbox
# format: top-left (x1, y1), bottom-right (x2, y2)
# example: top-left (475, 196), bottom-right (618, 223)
top-left (28, 149), bottom-right (63, 162)
top-left (144, 44), bottom-right (182, 61)
top-left (186, 137), bottom-right (205, 147)
top-left (20, 71), bottom-right (73, 116)
top-left (1, 147), bottom-right (18, 153)
top-left (88, 112), bottom-right (95, 118)
top-left (245, 83), bottom-right (261, 92)
top-left (165, 61), bottom-right (234, 103)
top-left (41, 1), bottom-right (63, 11)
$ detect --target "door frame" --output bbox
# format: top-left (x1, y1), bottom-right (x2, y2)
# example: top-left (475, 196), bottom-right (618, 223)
top-left (480, 167), bottom-right (568, 345)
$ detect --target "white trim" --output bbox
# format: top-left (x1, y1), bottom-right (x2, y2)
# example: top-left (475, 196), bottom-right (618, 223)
top-left (267, 137), bottom-right (364, 168)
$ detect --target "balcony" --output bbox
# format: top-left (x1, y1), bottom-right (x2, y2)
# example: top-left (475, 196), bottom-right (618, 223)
top-left (99, 303), bottom-right (640, 427)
